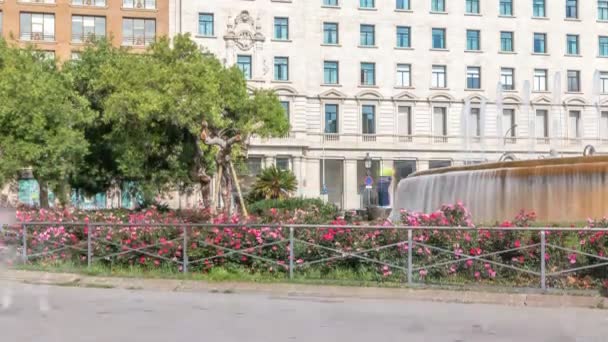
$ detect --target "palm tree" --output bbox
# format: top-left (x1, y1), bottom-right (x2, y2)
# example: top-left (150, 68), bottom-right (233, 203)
top-left (250, 166), bottom-right (297, 201)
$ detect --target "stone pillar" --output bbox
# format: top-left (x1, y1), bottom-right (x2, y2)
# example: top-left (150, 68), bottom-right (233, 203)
top-left (292, 156), bottom-right (303, 196)
top-left (264, 156), bottom-right (274, 169)
top-left (344, 159), bottom-right (359, 209)
top-left (306, 158), bottom-right (321, 198)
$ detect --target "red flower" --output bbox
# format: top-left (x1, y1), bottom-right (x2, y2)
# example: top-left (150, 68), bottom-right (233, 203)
top-left (514, 240), bottom-right (521, 248)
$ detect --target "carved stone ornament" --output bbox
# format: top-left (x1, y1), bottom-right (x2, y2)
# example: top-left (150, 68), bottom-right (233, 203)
top-left (224, 11), bottom-right (265, 51)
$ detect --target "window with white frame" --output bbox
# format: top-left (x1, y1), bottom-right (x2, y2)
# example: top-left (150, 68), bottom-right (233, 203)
top-left (568, 110), bottom-right (581, 138)
top-left (397, 106), bottom-right (412, 137)
top-left (360, 0), bottom-right (375, 8)
top-left (396, 64), bottom-right (411, 87)
top-left (503, 109), bottom-right (516, 137)
top-left (71, 16), bottom-right (106, 43)
top-left (467, 66), bottom-right (481, 89)
top-left (20, 13), bottom-right (55, 41)
top-left (566, 0), bottom-right (578, 18)
top-left (501, 67), bottom-right (515, 90)
top-left (362, 105), bottom-right (376, 134)
top-left (72, 0), bottom-right (106, 6)
top-left (601, 71), bottom-right (608, 93)
top-left (237, 55), bottom-right (252, 79)
top-left (198, 13), bottom-right (214, 36)
top-left (123, 0), bottom-right (155, 9)
top-left (323, 22), bottom-right (339, 44)
top-left (360, 62), bottom-right (376, 85)
top-left (274, 57), bottom-right (289, 81)
top-left (470, 107), bottom-right (481, 137)
top-left (122, 18), bottom-right (155, 46)
top-left (325, 104), bottom-right (339, 133)
top-left (536, 109), bottom-right (548, 138)
top-left (324, 61), bottom-right (339, 85)
top-left (534, 69), bottom-right (548, 91)
top-left (276, 157), bottom-right (290, 171)
top-left (432, 65), bottom-right (447, 88)
top-left (324, 0), bottom-right (339, 6)
top-left (397, 0), bottom-right (410, 10)
top-left (600, 0), bottom-right (608, 20)
top-left (466, 0), bottom-right (480, 14)
top-left (533, 0), bottom-right (546, 17)
top-left (274, 17), bottom-right (289, 40)
top-left (433, 107), bottom-right (447, 137)
top-left (567, 70), bottom-right (581, 92)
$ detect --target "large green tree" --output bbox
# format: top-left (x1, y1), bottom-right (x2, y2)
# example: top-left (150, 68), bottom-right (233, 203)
top-left (0, 40), bottom-right (92, 207)
top-left (68, 34), bottom-right (289, 208)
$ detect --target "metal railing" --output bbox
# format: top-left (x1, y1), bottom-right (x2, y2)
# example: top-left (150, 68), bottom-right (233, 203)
top-left (3, 222), bottom-right (608, 291)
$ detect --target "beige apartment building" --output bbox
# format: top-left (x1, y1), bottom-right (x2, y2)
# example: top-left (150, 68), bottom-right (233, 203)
top-left (0, 0), bottom-right (169, 60)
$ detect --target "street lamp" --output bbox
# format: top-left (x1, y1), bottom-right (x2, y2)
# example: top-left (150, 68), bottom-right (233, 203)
top-left (364, 153), bottom-right (372, 174)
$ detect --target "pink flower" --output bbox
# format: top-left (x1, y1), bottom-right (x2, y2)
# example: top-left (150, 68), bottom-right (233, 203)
top-left (568, 253), bottom-right (577, 264)
top-left (448, 264), bottom-right (457, 273)
top-left (153, 260), bottom-right (160, 267)
top-left (474, 271), bottom-right (481, 280)
top-left (488, 269), bottom-right (496, 278)
top-left (466, 259), bottom-right (473, 267)
top-left (514, 240), bottom-right (521, 248)
top-left (419, 269), bottom-right (428, 278)
top-left (296, 259), bottom-right (304, 264)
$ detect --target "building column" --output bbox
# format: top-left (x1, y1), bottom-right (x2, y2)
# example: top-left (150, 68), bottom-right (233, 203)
top-left (304, 158), bottom-right (320, 198)
top-left (344, 159), bottom-right (359, 209)
top-left (264, 156), bottom-right (274, 169)
top-left (292, 157), bottom-right (303, 196)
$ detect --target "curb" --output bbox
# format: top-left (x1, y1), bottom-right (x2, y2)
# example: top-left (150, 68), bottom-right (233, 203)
top-left (2, 270), bottom-right (607, 310)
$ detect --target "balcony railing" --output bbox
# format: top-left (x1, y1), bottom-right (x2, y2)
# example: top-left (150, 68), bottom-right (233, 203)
top-left (122, 0), bottom-right (156, 10)
top-left (20, 32), bottom-right (55, 42)
top-left (122, 36), bottom-right (155, 47)
top-left (72, 0), bottom-right (106, 6)
top-left (362, 134), bottom-right (376, 142)
top-left (323, 133), bottom-right (340, 142)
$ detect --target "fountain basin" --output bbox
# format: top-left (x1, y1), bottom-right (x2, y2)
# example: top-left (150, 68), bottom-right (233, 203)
top-left (393, 156), bottom-right (608, 223)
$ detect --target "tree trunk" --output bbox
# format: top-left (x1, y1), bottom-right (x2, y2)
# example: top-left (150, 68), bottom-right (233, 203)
top-left (230, 161), bottom-right (248, 217)
top-left (221, 165), bottom-right (232, 216)
top-left (38, 180), bottom-right (49, 208)
top-left (212, 165), bottom-right (223, 214)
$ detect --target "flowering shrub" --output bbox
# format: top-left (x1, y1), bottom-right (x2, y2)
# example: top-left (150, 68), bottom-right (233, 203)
top-left (4, 204), bottom-right (608, 290)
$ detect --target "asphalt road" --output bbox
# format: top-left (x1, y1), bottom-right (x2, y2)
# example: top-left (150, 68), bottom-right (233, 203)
top-left (0, 284), bottom-right (607, 342)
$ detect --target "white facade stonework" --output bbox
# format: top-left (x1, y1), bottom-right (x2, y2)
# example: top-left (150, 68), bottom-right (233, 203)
top-left (171, 0), bottom-right (608, 209)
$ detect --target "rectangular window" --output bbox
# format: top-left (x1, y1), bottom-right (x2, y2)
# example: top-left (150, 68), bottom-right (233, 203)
top-left (467, 66), bottom-right (481, 89)
top-left (600, 1), bottom-right (608, 20)
top-left (432, 65), bottom-right (447, 88)
top-left (397, 26), bottom-right (411, 48)
top-left (20, 13), bottom-right (55, 41)
top-left (71, 16), bottom-right (106, 43)
top-left (601, 72), bottom-right (608, 93)
top-left (360, 24), bottom-right (375, 46)
top-left (470, 108), bottom-right (481, 137)
top-left (324, 0), bottom-right (339, 6)
top-left (432, 28), bottom-right (446, 49)
top-left (324, 61), bottom-right (339, 84)
top-left (247, 157), bottom-right (263, 176)
top-left (499, 0), bottom-right (513, 16)
top-left (276, 157), bottom-right (290, 171)
top-left (569, 111), bottom-right (581, 138)
top-left (123, 0), bottom-right (156, 9)
top-left (534, 69), bottom-right (548, 91)
top-left (198, 13), bottom-right (214, 36)
top-left (360, 0), bottom-right (375, 8)
top-left (500, 31), bottom-right (514, 52)
top-left (274, 57), bottom-right (289, 81)
top-left (396, 64), bottom-right (411, 87)
top-left (397, 106), bottom-right (412, 136)
top-left (503, 109), bottom-right (516, 137)
top-left (71, 51), bottom-right (82, 60)
top-left (567, 34), bottom-right (579, 55)
top-left (466, 0), bottom-right (480, 14)
top-left (501, 67), bottom-right (515, 90)
top-left (536, 110), bottom-right (548, 138)
top-left (362, 105), bottom-right (376, 134)
top-left (72, 0), bottom-right (106, 6)
top-left (533, 0), bottom-right (546, 17)
top-left (601, 112), bottom-right (608, 139)
top-left (360, 62), bottom-right (376, 85)
top-left (397, 0), bottom-right (410, 10)
top-left (567, 70), bottom-right (581, 92)
top-left (274, 17), bottom-right (289, 40)
top-left (323, 23), bottom-right (339, 44)
top-left (325, 104), bottom-right (339, 133)
top-left (432, 0), bottom-right (446, 12)
top-left (566, 0), bottom-right (578, 18)
top-left (280, 101), bottom-right (290, 121)
top-left (534, 33), bottom-right (547, 53)
top-left (433, 107), bottom-right (447, 138)
top-left (122, 18), bottom-right (155, 46)
top-left (237, 55), bottom-right (252, 80)
top-left (466, 30), bottom-right (480, 51)
top-left (600, 36), bottom-right (608, 57)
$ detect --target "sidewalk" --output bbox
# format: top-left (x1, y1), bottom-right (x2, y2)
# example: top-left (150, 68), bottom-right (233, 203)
top-left (2, 270), bottom-right (607, 310)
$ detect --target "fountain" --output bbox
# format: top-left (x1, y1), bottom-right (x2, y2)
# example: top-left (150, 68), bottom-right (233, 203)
top-left (393, 154), bottom-right (608, 223)
top-left (495, 82), bottom-right (504, 152)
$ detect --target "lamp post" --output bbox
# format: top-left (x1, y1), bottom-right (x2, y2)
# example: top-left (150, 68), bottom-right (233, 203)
top-left (364, 153), bottom-right (372, 208)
